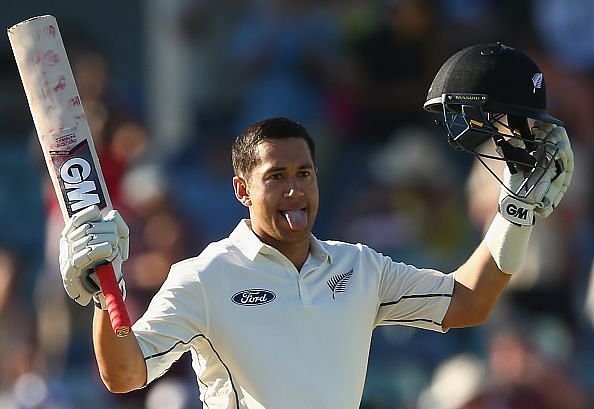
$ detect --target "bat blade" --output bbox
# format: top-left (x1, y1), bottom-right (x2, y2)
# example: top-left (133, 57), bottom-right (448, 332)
top-left (8, 15), bottom-right (131, 337)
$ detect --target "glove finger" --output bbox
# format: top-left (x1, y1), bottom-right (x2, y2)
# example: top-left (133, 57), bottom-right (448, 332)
top-left (70, 235), bottom-right (93, 255)
top-left (553, 184), bottom-right (568, 208)
top-left (86, 221), bottom-right (118, 235)
top-left (531, 122), bottom-right (555, 138)
top-left (71, 233), bottom-right (119, 260)
top-left (533, 129), bottom-right (558, 167)
top-left (71, 242), bottom-right (113, 269)
top-left (530, 165), bottom-right (555, 204)
top-left (553, 153), bottom-right (569, 176)
top-left (532, 167), bottom-right (558, 218)
top-left (551, 171), bottom-right (572, 208)
top-left (68, 221), bottom-right (120, 252)
top-left (563, 167), bottom-right (573, 190)
top-left (62, 279), bottom-right (79, 301)
top-left (119, 237), bottom-right (129, 261)
top-left (88, 242), bottom-right (115, 261)
top-left (106, 210), bottom-right (130, 260)
top-left (105, 210), bottom-right (129, 238)
top-left (532, 120), bottom-right (550, 130)
top-left (87, 232), bottom-right (120, 249)
top-left (110, 255), bottom-right (124, 281)
top-left (549, 129), bottom-right (574, 173)
top-left (62, 205), bottom-right (102, 237)
top-left (532, 121), bottom-right (557, 133)
top-left (67, 222), bottom-right (93, 242)
top-left (62, 271), bottom-right (93, 306)
top-left (72, 287), bottom-right (93, 306)
top-left (546, 125), bottom-right (570, 145)
top-left (543, 175), bottom-right (563, 208)
top-left (542, 167), bottom-right (571, 211)
top-left (523, 150), bottom-right (554, 196)
top-left (61, 258), bottom-right (81, 281)
top-left (59, 236), bottom-right (70, 266)
top-left (68, 221), bottom-right (118, 243)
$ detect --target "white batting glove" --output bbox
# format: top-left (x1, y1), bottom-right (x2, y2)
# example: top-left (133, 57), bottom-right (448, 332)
top-left (486, 123), bottom-right (573, 273)
top-left (59, 205), bottom-right (129, 308)
top-left (531, 123), bottom-right (573, 216)
top-left (498, 123), bottom-right (574, 225)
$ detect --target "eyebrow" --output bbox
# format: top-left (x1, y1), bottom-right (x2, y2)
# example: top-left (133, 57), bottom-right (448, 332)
top-left (263, 164), bottom-right (314, 174)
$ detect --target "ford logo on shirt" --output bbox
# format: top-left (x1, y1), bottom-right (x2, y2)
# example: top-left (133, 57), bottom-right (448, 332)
top-left (232, 289), bottom-right (276, 306)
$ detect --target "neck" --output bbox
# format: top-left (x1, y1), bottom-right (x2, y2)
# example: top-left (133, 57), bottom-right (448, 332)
top-left (260, 234), bottom-right (310, 271)
top-left (277, 240), bottom-right (310, 271)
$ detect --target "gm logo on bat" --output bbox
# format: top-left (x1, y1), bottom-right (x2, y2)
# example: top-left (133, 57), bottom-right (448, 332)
top-left (52, 140), bottom-right (106, 216)
top-left (232, 289), bottom-right (276, 306)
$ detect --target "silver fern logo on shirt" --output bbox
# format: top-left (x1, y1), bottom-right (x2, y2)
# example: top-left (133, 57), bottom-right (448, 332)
top-left (327, 269), bottom-right (353, 299)
top-left (232, 289), bottom-right (276, 306)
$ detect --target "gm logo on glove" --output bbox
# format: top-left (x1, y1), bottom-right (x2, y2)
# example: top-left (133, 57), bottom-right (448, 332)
top-left (506, 203), bottom-right (528, 220)
top-left (500, 196), bottom-right (534, 226)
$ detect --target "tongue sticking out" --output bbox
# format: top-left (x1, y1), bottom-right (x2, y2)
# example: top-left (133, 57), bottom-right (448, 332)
top-left (282, 210), bottom-right (308, 231)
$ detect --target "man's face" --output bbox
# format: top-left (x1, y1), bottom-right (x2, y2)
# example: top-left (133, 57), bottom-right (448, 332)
top-left (234, 137), bottom-right (319, 246)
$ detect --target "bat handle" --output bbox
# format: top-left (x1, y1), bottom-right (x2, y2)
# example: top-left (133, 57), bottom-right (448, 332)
top-left (95, 262), bottom-right (132, 337)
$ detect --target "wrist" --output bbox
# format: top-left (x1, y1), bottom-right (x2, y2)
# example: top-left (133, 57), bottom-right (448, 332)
top-left (92, 273), bottom-right (127, 311)
top-left (484, 212), bottom-right (533, 274)
top-left (93, 292), bottom-right (108, 310)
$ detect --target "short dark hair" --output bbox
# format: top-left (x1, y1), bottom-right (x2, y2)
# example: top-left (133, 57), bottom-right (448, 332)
top-left (232, 117), bottom-right (316, 178)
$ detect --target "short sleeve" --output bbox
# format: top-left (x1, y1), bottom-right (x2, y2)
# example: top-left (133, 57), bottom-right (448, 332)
top-left (375, 256), bottom-right (455, 332)
top-left (132, 262), bottom-right (206, 385)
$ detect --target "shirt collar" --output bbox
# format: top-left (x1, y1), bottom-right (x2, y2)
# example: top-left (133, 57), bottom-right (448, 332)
top-left (229, 219), bottom-right (331, 264)
top-left (308, 233), bottom-right (332, 265)
top-left (229, 219), bottom-right (265, 261)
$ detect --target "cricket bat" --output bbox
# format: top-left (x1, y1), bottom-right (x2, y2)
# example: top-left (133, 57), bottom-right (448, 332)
top-left (8, 15), bottom-right (131, 337)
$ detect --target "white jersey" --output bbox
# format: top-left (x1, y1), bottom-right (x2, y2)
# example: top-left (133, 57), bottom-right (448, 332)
top-left (132, 220), bottom-right (455, 408)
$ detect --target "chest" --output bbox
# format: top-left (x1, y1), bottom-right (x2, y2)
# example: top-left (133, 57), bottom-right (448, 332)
top-left (201, 259), bottom-right (379, 341)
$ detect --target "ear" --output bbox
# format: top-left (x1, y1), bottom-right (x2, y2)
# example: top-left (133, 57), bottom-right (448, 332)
top-left (233, 176), bottom-right (251, 207)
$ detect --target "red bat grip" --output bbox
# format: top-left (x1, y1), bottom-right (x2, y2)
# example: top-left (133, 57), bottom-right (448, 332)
top-left (95, 262), bottom-right (131, 337)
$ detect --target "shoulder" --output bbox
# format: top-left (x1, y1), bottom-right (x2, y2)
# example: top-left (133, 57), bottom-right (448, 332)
top-left (318, 239), bottom-right (387, 262)
top-left (319, 238), bottom-right (377, 254)
top-left (318, 238), bottom-right (415, 274)
top-left (169, 237), bottom-right (244, 280)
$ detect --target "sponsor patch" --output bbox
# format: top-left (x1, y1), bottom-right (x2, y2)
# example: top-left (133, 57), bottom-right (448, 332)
top-left (232, 289), bottom-right (276, 306)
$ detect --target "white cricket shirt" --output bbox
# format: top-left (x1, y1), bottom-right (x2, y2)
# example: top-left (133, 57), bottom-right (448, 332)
top-left (132, 220), bottom-right (455, 408)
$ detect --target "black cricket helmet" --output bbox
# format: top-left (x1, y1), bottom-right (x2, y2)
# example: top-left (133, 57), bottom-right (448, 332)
top-left (423, 42), bottom-right (562, 199)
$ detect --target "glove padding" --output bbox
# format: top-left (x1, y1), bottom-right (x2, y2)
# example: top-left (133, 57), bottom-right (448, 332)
top-left (59, 205), bottom-right (129, 308)
top-left (498, 123), bottom-right (573, 226)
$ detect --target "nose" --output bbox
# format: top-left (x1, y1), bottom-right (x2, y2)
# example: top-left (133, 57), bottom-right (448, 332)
top-left (283, 187), bottom-right (304, 199)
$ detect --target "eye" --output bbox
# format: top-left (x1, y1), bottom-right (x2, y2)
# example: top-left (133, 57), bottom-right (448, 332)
top-left (298, 170), bottom-right (312, 177)
top-left (267, 173), bottom-right (283, 180)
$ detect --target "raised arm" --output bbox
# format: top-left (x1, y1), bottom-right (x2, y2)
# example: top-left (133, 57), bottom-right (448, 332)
top-left (443, 124), bottom-right (573, 329)
top-left (93, 308), bottom-right (147, 392)
top-left (59, 205), bottom-right (146, 392)
top-left (442, 242), bottom-right (510, 328)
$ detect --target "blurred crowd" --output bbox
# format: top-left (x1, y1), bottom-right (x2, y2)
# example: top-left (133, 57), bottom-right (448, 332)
top-left (1, 0), bottom-right (593, 408)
